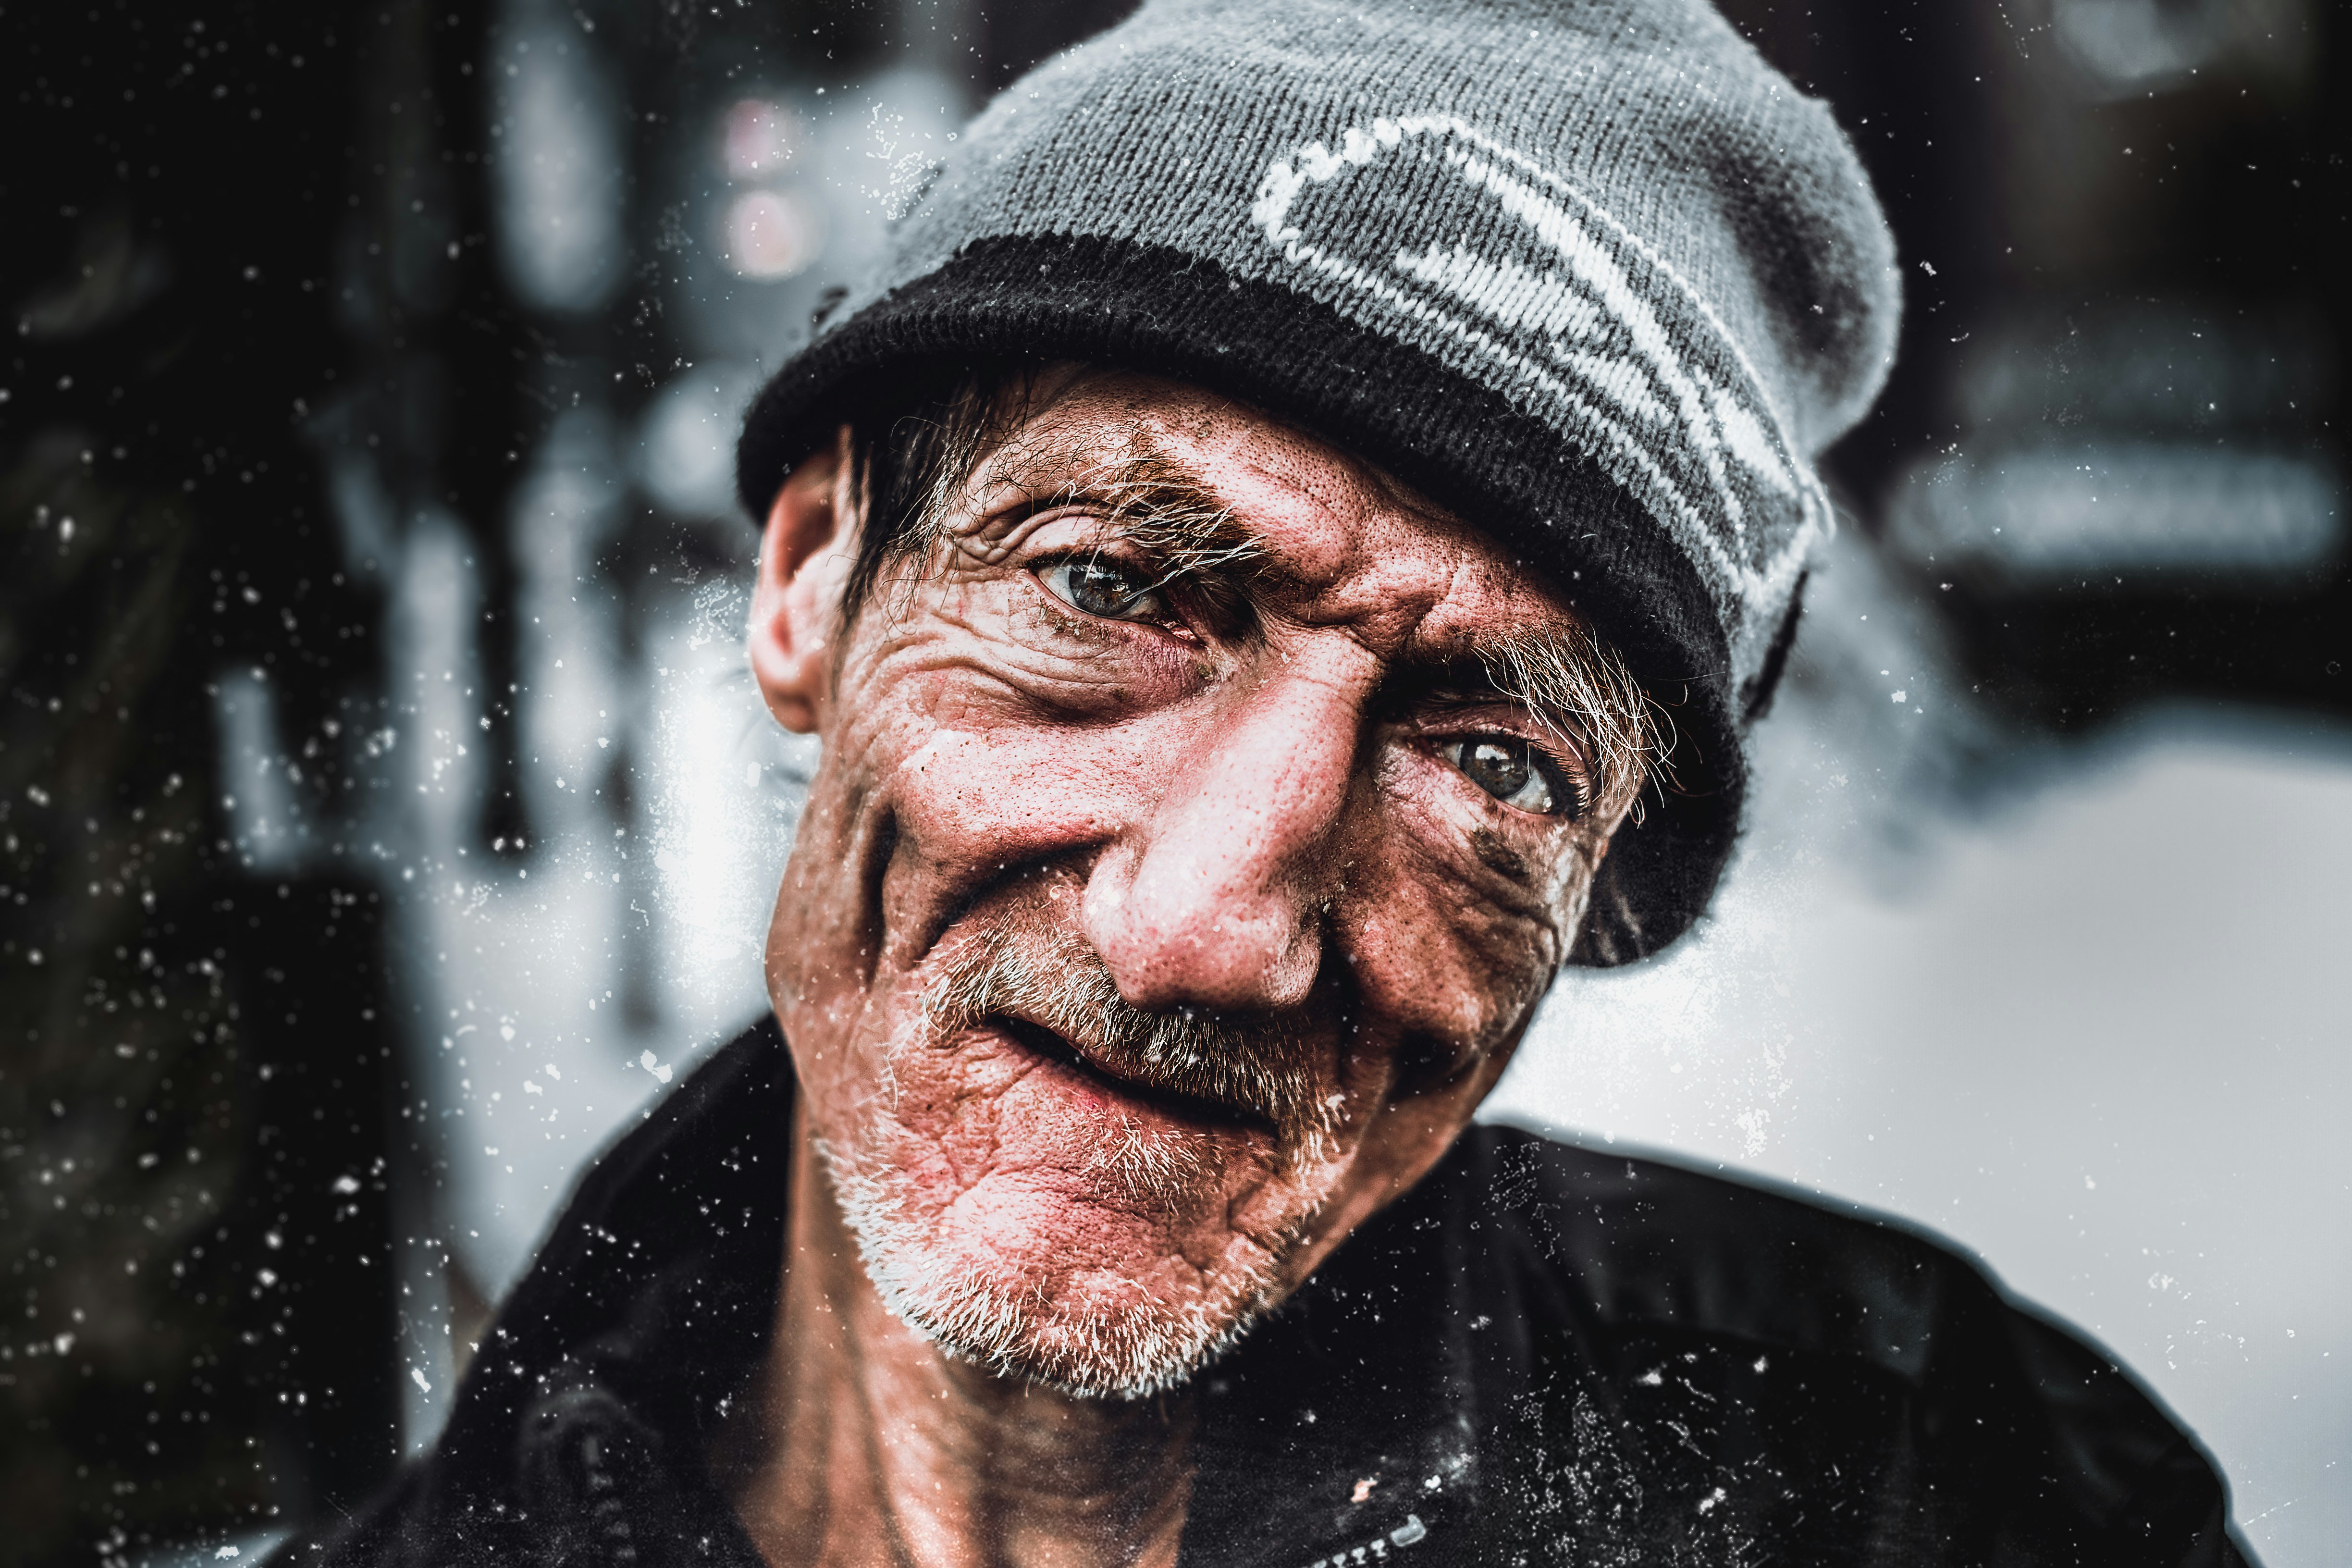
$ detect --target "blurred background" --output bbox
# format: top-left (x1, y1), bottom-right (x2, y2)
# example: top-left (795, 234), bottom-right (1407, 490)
top-left (0, 1), bottom-right (2342, 1564)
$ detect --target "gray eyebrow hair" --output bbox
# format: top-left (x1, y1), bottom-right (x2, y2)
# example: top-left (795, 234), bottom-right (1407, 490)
top-left (964, 436), bottom-right (1272, 592)
top-left (850, 370), bottom-right (1277, 636)
top-left (1472, 624), bottom-right (1667, 828)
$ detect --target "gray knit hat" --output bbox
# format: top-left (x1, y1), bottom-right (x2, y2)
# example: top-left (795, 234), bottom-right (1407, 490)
top-left (738, 0), bottom-right (1899, 963)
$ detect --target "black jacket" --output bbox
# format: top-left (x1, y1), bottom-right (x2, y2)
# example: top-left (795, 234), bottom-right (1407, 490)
top-left (280, 1018), bottom-right (2250, 1567)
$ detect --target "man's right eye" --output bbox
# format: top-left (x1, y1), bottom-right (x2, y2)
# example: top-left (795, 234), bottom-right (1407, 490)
top-left (1441, 736), bottom-right (1568, 816)
top-left (1038, 559), bottom-right (1168, 622)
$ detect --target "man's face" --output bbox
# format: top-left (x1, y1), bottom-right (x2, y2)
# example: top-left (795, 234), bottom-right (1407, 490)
top-left (755, 371), bottom-right (1629, 1396)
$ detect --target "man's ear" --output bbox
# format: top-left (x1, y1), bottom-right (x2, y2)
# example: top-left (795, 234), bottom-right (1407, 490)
top-left (748, 425), bottom-right (859, 734)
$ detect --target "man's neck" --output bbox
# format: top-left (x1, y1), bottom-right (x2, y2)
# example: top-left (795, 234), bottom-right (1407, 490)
top-left (713, 1107), bottom-right (1197, 1568)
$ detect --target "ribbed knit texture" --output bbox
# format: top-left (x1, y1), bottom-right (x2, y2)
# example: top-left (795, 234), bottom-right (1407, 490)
top-left (737, 0), bottom-right (1900, 962)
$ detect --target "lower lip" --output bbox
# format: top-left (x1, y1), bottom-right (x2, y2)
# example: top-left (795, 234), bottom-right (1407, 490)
top-left (986, 1019), bottom-right (1268, 1140)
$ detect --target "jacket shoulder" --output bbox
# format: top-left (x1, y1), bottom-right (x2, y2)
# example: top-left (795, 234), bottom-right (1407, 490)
top-left (1459, 1120), bottom-right (1976, 1370)
top-left (1448, 1123), bottom-right (2248, 1565)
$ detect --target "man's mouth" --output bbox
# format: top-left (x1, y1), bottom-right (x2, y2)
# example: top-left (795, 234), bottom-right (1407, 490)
top-left (926, 922), bottom-right (1337, 1149)
top-left (993, 1013), bottom-right (1277, 1136)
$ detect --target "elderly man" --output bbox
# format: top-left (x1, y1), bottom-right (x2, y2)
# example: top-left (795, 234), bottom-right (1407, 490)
top-left (293, 1), bottom-right (2248, 1564)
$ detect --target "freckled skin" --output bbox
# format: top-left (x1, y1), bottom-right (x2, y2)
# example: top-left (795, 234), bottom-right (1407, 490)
top-left (718, 372), bottom-right (1628, 1568)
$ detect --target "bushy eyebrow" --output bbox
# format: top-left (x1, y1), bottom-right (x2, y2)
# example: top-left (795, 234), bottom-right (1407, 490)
top-left (1473, 625), bottom-right (1661, 825)
top-left (1384, 624), bottom-right (1659, 825)
top-left (966, 434), bottom-right (1271, 591)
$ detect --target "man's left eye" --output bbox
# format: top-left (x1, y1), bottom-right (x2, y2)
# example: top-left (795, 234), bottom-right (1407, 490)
top-left (1039, 559), bottom-right (1167, 622)
top-left (1443, 737), bottom-right (1564, 816)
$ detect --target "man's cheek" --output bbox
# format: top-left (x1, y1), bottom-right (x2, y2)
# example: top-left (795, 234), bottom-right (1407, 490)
top-left (781, 717), bottom-right (907, 925)
top-left (871, 1043), bottom-right (1262, 1250)
top-left (877, 721), bottom-right (1161, 889)
top-left (805, 1033), bottom-right (997, 1210)
top-left (1337, 860), bottom-right (1561, 1064)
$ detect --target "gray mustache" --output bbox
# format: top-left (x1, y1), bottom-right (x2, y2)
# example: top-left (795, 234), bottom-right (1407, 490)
top-left (929, 924), bottom-right (1337, 1151)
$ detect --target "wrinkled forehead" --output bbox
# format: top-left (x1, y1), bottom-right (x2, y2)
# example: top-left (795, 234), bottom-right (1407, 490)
top-left (958, 366), bottom-right (1583, 654)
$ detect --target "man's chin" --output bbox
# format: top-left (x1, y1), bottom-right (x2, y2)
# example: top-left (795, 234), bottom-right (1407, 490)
top-left (904, 1269), bottom-right (1274, 1402)
top-left (817, 1136), bottom-right (1286, 1400)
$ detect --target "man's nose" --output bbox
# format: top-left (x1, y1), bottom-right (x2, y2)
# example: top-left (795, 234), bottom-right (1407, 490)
top-left (1081, 653), bottom-right (1362, 1014)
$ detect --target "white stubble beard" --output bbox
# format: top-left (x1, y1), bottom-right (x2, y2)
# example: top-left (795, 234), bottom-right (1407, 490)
top-left (811, 935), bottom-right (1345, 1400)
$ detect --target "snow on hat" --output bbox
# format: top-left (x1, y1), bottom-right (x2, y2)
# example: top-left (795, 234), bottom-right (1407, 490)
top-left (737, 0), bottom-right (1900, 963)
